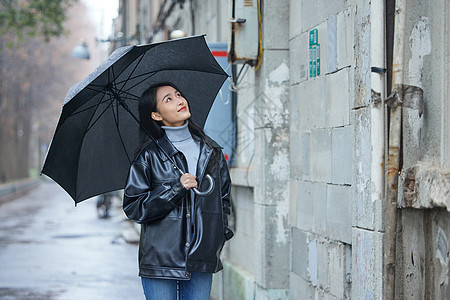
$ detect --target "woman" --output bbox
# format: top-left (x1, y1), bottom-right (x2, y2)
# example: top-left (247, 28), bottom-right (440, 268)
top-left (123, 82), bottom-right (234, 300)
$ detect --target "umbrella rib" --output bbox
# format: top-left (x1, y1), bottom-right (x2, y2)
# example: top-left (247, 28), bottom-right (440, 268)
top-left (73, 91), bottom-right (114, 200)
top-left (111, 69), bottom-right (158, 87)
top-left (65, 91), bottom-right (116, 118)
top-left (84, 93), bottom-right (116, 133)
top-left (110, 50), bottom-right (146, 90)
top-left (78, 85), bottom-right (138, 103)
top-left (112, 52), bottom-right (147, 97)
top-left (110, 99), bottom-right (133, 164)
top-left (113, 72), bottom-right (158, 93)
top-left (80, 85), bottom-right (138, 102)
top-left (105, 56), bottom-right (148, 165)
top-left (113, 71), bottom-right (159, 99)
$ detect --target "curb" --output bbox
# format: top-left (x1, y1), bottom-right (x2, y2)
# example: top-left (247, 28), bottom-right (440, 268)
top-left (0, 177), bottom-right (42, 205)
top-left (121, 220), bottom-right (141, 244)
top-left (117, 209), bottom-right (141, 244)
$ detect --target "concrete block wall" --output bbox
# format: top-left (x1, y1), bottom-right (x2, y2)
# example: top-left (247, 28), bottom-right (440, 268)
top-left (289, 0), bottom-right (353, 299)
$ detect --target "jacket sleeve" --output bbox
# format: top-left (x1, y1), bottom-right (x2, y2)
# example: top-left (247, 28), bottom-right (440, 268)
top-left (219, 151), bottom-right (234, 241)
top-left (123, 158), bottom-right (187, 224)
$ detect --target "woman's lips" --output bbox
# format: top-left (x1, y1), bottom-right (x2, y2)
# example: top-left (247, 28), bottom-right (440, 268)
top-left (178, 106), bottom-right (187, 112)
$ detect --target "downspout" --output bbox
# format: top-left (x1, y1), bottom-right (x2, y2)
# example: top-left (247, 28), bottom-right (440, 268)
top-left (190, 0), bottom-right (195, 35)
top-left (229, 0), bottom-right (238, 166)
top-left (384, 0), bottom-right (406, 298)
top-left (370, 0), bottom-right (387, 295)
top-left (122, 0), bottom-right (127, 47)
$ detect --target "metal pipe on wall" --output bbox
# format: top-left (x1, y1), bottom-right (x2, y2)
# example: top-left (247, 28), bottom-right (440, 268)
top-left (370, 0), bottom-right (386, 208)
top-left (385, 0), bottom-right (407, 298)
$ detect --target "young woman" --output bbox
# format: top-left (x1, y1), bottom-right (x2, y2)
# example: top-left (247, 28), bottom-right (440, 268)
top-left (123, 83), bottom-right (234, 300)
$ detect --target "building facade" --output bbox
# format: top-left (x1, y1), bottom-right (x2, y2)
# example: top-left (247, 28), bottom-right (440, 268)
top-left (112, 0), bottom-right (450, 299)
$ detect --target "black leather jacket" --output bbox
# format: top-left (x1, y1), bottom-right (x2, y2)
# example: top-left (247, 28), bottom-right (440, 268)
top-left (123, 134), bottom-right (233, 280)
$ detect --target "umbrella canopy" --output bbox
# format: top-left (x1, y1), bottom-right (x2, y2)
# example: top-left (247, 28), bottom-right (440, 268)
top-left (41, 35), bottom-right (228, 204)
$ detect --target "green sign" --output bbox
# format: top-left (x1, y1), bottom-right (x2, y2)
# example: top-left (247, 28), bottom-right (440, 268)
top-left (309, 29), bottom-right (320, 78)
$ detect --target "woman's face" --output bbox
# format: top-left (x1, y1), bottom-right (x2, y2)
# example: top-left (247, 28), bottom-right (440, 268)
top-left (151, 85), bottom-right (191, 127)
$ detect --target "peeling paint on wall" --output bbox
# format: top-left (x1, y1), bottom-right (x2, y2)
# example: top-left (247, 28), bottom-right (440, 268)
top-left (269, 62), bottom-right (289, 84)
top-left (308, 238), bottom-right (318, 287)
top-left (261, 62), bottom-right (290, 129)
top-left (274, 199), bottom-right (289, 245)
top-left (398, 163), bottom-right (450, 210)
top-left (435, 227), bottom-right (449, 287)
top-left (267, 98), bottom-right (290, 245)
top-left (355, 231), bottom-right (373, 285)
top-left (408, 17), bottom-right (431, 88)
top-left (270, 149), bottom-right (289, 181)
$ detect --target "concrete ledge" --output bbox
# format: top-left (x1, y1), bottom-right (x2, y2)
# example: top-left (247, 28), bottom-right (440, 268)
top-left (230, 167), bottom-right (255, 188)
top-left (399, 162), bottom-right (450, 211)
top-left (0, 177), bottom-right (42, 205)
top-left (221, 260), bottom-right (255, 300)
top-left (121, 221), bottom-right (140, 244)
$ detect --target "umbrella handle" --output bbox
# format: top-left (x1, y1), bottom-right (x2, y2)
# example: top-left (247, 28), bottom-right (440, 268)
top-left (193, 174), bottom-right (215, 196)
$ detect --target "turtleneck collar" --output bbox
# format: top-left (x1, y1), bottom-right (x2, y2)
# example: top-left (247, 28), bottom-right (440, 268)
top-left (161, 121), bottom-right (192, 143)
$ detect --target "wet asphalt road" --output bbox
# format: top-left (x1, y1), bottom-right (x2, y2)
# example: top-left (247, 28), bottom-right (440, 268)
top-left (0, 181), bottom-right (144, 300)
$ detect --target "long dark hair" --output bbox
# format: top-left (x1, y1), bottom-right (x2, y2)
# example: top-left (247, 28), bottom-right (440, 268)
top-left (137, 82), bottom-right (208, 154)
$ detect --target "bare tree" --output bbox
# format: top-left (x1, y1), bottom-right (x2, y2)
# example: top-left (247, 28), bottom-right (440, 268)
top-left (0, 0), bottom-right (101, 182)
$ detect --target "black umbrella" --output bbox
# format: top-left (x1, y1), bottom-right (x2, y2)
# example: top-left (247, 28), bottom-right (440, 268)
top-left (41, 35), bottom-right (228, 204)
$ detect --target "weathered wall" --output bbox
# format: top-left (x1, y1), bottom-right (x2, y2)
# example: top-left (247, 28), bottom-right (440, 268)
top-left (401, 0), bottom-right (448, 167)
top-left (395, 0), bottom-right (450, 299)
top-left (395, 208), bottom-right (450, 299)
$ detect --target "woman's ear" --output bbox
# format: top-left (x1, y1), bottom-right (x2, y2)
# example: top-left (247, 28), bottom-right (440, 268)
top-left (151, 112), bottom-right (162, 121)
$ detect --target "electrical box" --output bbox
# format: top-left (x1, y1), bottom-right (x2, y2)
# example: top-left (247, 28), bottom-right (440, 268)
top-left (228, 0), bottom-right (259, 64)
top-left (205, 43), bottom-right (235, 165)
